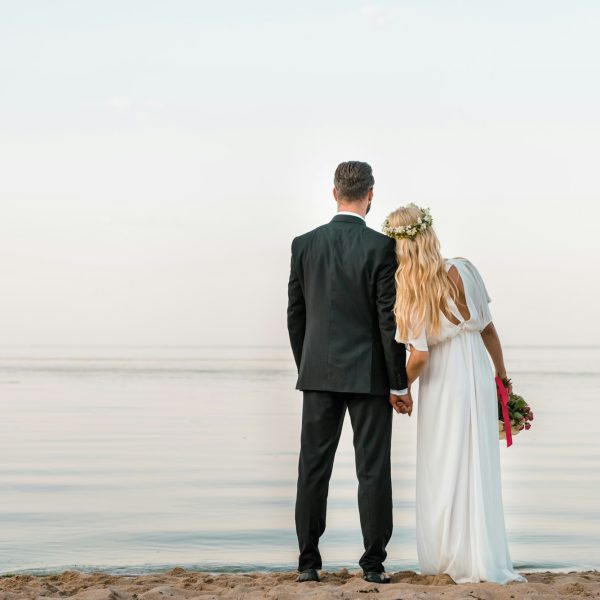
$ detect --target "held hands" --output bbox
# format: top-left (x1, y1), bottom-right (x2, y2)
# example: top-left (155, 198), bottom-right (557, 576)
top-left (389, 391), bottom-right (413, 416)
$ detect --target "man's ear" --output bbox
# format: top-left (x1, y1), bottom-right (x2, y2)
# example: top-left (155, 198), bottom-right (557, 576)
top-left (333, 187), bottom-right (338, 202)
top-left (368, 188), bottom-right (374, 202)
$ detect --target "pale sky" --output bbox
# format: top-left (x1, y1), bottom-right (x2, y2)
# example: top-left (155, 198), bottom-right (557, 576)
top-left (1, 0), bottom-right (599, 347)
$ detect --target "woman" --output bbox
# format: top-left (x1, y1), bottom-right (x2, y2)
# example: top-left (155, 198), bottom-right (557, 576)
top-left (383, 203), bottom-right (526, 585)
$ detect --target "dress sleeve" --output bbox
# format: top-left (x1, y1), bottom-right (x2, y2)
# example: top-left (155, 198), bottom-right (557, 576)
top-left (455, 258), bottom-right (493, 330)
top-left (395, 322), bottom-right (429, 352)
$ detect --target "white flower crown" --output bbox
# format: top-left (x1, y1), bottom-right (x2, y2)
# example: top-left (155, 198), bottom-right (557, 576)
top-left (382, 204), bottom-right (433, 239)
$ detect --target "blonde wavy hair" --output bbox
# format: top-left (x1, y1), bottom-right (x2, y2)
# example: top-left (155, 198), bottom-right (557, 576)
top-left (385, 205), bottom-right (458, 342)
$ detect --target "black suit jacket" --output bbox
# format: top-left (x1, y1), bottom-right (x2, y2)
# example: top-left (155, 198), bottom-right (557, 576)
top-left (287, 213), bottom-right (407, 395)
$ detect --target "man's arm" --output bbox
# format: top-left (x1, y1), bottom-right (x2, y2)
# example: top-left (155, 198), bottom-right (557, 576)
top-left (287, 239), bottom-right (306, 370)
top-left (376, 239), bottom-right (408, 392)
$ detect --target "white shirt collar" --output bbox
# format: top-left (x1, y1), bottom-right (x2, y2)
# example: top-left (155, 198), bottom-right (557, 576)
top-left (336, 211), bottom-right (366, 223)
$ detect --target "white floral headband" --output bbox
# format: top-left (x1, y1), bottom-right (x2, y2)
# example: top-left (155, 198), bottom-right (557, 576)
top-left (382, 203), bottom-right (433, 240)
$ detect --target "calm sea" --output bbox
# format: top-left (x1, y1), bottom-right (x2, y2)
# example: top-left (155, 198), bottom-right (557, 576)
top-left (0, 345), bottom-right (598, 575)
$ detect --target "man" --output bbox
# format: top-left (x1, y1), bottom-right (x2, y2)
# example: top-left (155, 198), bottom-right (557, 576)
top-left (287, 161), bottom-right (412, 584)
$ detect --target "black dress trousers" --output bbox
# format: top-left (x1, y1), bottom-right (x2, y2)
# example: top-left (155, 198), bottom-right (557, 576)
top-left (295, 390), bottom-right (394, 573)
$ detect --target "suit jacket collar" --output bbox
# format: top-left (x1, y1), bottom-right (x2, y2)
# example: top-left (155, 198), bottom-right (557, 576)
top-left (331, 213), bottom-right (367, 226)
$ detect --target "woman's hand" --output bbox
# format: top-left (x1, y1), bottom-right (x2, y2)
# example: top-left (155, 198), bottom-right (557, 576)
top-left (497, 372), bottom-right (513, 394)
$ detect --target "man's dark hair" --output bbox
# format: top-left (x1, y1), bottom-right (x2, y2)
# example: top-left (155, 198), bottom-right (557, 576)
top-left (334, 161), bottom-right (375, 201)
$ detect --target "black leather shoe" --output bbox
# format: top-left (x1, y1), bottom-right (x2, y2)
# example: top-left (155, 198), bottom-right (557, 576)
top-left (363, 571), bottom-right (391, 584)
top-left (296, 568), bottom-right (320, 582)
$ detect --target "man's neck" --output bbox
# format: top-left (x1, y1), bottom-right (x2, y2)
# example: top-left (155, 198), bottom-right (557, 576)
top-left (337, 206), bottom-right (367, 219)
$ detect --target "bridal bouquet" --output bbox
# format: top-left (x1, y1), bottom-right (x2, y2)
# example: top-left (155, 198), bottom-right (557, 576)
top-left (496, 377), bottom-right (534, 446)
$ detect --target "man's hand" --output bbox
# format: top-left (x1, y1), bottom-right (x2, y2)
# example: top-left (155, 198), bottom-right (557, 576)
top-left (389, 391), bottom-right (413, 416)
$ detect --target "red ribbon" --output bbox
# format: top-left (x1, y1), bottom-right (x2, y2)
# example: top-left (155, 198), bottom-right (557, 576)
top-left (496, 376), bottom-right (512, 448)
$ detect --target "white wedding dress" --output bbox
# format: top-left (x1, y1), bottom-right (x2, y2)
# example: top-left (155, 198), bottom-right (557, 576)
top-left (397, 257), bottom-right (526, 584)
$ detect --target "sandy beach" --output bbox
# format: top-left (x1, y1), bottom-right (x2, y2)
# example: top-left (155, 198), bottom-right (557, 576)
top-left (1, 568), bottom-right (599, 599)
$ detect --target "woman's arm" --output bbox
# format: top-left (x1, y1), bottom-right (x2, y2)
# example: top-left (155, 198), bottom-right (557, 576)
top-left (407, 347), bottom-right (428, 386)
top-left (480, 322), bottom-right (511, 391)
top-left (391, 348), bottom-right (427, 416)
